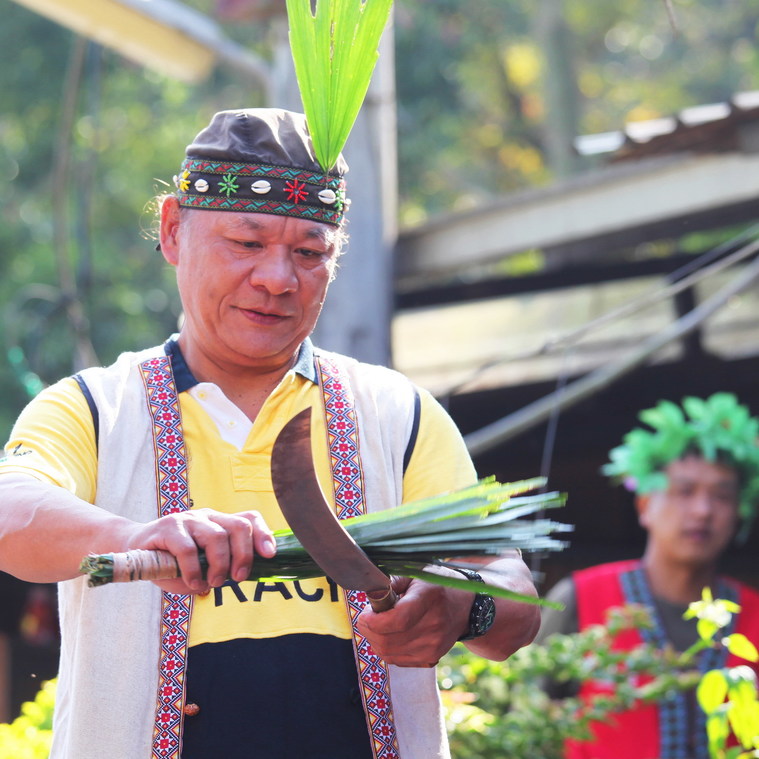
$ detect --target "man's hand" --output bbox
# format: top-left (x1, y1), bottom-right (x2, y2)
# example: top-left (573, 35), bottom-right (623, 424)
top-left (355, 552), bottom-right (541, 667)
top-left (125, 508), bottom-right (276, 595)
top-left (355, 575), bottom-right (472, 668)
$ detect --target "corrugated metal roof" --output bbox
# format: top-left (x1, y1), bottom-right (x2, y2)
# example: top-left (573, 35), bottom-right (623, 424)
top-left (395, 92), bottom-right (759, 396)
top-left (575, 90), bottom-right (759, 160)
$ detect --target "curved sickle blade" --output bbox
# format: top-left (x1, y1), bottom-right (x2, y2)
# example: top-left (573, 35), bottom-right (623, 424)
top-left (270, 407), bottom-right (396, 611)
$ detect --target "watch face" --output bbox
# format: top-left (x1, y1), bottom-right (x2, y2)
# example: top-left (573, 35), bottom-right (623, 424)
top-left (454, 568), bottom-right (497, 640)
top-left (459, 594), bottom-right (496, 640)
top-left (474, 595), bottom-right (496, 636)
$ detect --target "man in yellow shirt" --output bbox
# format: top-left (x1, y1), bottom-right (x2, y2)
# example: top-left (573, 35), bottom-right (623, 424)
top-left (0, 108), bottom-right (539, 759)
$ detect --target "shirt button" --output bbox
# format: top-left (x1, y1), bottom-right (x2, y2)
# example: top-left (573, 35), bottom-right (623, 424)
top-left (183, 703), bottom-right (200, 716)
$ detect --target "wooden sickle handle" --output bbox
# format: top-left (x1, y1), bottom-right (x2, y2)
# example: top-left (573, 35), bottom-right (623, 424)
top-left (366, 585), bottom-right (398, 613)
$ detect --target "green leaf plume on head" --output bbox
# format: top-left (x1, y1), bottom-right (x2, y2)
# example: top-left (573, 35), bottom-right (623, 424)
top-left (287, 0), bottom-right (394, 172)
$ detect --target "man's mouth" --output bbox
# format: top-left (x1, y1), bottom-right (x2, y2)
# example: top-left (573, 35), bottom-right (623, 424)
top-left (237, 306), bottom-right (288, 323)
top-left (682, 528), bottom-right (711, 542)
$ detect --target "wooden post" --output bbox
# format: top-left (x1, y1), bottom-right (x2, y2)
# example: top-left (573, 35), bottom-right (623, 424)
top-left (534, 0), bottom-right (581, 179)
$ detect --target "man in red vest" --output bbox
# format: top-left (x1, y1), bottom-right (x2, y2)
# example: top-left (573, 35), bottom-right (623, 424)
top-left (538, 392), bottom-right (759, 759)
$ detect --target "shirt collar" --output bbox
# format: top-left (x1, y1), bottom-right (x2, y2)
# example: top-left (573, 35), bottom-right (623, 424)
top-left (163, 335), bottom-right (318, 393)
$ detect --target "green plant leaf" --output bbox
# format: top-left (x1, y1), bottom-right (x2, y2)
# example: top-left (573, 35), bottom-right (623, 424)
top-left (404, 567), bottom-right (563, 607)
top-left (698, 617), bottom-right (720, 641)
top-left (706, 712), bottom-right (731, 755)
top-left (726, 667), bottom-right (759, 702)
top-left (723, 634), bottom-right (759, 663)
top-left (698, 669), bottom-right (729, 714)
top-left (727, 700), bottom-right (759, 749)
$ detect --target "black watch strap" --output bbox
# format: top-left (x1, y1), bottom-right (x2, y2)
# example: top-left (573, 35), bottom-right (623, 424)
top-left (454, 568), bottom-right (497, 641)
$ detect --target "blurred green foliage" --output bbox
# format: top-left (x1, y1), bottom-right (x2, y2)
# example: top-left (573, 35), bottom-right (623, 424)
top-left (0, 1), bottom-right (265, 436)
top-left (441, 601), bottom-right (758, 759)
top-left (395, 0), bottom-right (759, 222)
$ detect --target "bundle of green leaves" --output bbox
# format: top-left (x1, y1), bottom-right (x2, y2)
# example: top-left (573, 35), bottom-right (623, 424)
top-left (81, 477), bottom-right (570, 604)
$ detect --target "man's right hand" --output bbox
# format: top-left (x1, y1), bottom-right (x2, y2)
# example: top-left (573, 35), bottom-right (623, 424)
top-left (125, 508), bottom-right (276, 594)
top-left (0, 473), bottom-right (276, 590)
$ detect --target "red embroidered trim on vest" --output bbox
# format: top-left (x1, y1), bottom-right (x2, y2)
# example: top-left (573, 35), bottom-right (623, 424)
top-left (140, 350), bottom-right (401, 758)
top-left (318, 355), bottom-right (401, 759)
top-left (140, 356), bottom-right (194, 759)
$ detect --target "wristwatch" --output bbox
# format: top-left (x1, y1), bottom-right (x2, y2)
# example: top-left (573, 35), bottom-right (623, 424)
top-left (455, 568), bottom-right (497, 641)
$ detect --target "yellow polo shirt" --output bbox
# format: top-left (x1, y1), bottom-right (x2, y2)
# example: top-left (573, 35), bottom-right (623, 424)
top-left (1, 341), bottom-right (477, 649)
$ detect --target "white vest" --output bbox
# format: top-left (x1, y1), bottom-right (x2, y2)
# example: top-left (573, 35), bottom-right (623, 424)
top-left (51, 344), bottom-right (449, 759)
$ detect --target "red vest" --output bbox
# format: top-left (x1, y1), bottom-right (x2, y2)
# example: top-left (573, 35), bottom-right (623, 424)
top-left (566, 560), bottom-right (759, 759)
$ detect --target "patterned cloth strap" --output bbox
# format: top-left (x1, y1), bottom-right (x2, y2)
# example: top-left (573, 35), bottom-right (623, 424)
top-left (140, 350), bottom-right (400, 758)
top-left (139, 356), bottom-right (194, 759)
top-left (317, 355), bottom-right (401, 759)
top-left (620, 566), bottom-right (734, 759)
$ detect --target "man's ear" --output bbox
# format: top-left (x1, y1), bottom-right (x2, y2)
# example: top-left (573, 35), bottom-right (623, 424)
top-left (635, 494), bottom-right (651, 529)
top-left (159, 196), bottom-right (182, 266)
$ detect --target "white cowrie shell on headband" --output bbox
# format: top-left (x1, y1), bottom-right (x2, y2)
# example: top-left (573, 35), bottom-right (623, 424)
top-left (318, 188), bottom-right (337, 205)
top-left (251, 180), bottom-right (272, 194)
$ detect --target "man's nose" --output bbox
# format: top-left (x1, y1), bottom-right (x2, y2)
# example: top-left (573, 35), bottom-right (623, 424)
top-left (690, 491), bottom-right (715, 517)
top-left (248, 249), bottom-right (297, 294)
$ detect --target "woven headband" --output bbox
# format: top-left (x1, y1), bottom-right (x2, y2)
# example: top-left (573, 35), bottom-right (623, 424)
top-left (174, 157), bottom-right (348, 227)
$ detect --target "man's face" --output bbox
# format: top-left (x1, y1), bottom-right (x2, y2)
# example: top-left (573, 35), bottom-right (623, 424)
top-left (160, 199), bottom-right (340, 375)
top-left (637, 455), bottom-right (740, 567)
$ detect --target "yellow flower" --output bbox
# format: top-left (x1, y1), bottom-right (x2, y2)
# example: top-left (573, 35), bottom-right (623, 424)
top-left (684, 587), bottom-right (742, 641)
